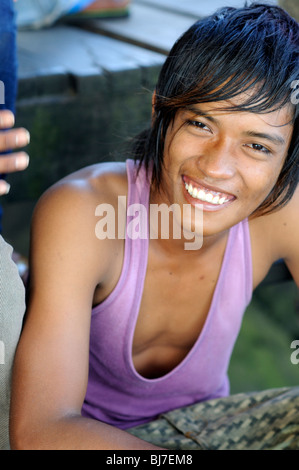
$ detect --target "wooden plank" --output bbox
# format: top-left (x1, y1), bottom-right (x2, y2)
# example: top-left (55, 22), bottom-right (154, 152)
top-left (134, 0), bottom-right (278, 19)
top-left (77, 3), bottom-right (196, 55)
top-left (18, 24), bottom-right (165, 80)
top-left (80, 0), bottom-right (280, 55)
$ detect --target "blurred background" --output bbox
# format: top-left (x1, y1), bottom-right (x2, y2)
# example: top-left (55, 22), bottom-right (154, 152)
top-left (2, 0), bottom-right (299, 392)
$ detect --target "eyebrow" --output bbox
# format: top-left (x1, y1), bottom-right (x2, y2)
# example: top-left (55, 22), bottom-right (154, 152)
top-left (186, 105), bottom-right (220, 124)
top-left (186, 105), bottom-right (287, 147)
top-left (243, 131), bottom-right (286, 147)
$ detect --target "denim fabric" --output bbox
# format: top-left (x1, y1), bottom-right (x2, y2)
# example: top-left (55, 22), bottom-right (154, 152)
top-left (0, 0), bottom-right (17, 114)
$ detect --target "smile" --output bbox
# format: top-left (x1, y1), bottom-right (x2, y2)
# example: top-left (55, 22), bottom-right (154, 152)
top-left (182, 176), bottom-right (236, 206)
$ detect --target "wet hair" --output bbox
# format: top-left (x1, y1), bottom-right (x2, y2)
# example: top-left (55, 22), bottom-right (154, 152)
top-left (133, 2), bottom-right (299, 215)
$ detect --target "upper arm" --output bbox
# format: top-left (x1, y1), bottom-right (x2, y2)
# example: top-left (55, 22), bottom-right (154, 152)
top-left (273, 186), bottom-right (299, 287)
top-left (10, 180), bottom-right (113, 437)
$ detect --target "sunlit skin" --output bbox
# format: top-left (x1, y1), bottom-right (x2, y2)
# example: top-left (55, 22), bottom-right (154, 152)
top-left (150, 100), bottom-right (294, 248)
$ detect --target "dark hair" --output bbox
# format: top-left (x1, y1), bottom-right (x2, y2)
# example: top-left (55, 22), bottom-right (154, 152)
top-left (133, 2), bottom-right (299, 215)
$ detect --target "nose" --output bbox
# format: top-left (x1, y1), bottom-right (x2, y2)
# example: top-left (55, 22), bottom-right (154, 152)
top-left (197, 138), bottom-right (236, 180)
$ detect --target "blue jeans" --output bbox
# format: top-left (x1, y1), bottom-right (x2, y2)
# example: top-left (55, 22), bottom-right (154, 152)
top-left (0, 0), bottom-right (18, 232)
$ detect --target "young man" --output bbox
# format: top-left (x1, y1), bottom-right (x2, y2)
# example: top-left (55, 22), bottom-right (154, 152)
top-left (10, 3), bottom-right (299, 450)
top-left (0, 0), bottom-right (30, 451)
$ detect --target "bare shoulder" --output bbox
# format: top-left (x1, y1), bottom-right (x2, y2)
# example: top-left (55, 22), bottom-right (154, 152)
top-left (250, 185), bottom-right (299, 285)
top-left (32, 161), bottom-right (127, 231)
top-left (30, 161), bottom-right (128, 288)
top-left (35, 161), bottom-right (127, 209)
top-left (263, 185), bottom-right (299, 257)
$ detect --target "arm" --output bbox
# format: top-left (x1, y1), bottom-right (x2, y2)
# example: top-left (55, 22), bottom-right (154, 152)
top-left (264, 185), bottom-right (299, 287)
top-left (10, 179), bottom-right (162, 450)
top-left (280, 186), bottom-right (299, 287)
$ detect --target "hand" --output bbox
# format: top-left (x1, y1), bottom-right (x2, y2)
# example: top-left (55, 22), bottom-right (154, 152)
top-left (0, 110), bottom-right (30, 196)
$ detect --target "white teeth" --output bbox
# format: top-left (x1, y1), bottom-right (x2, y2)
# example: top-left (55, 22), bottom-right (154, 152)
top-left (197, 189), bottom-right (206, 201)
top-left (218, 196), bottom-right (226, 204)
top-left (185, 182), bottom-right (230, 205)
top-left (205, 193), bottom-right (213, 203)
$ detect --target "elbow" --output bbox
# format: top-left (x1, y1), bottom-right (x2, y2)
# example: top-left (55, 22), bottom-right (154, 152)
top-left (10, 425), bottom-right (55, 450)
top-left (10, 436), bottom-right (31, 451)
top-left (10, 412), bottom-right (51, 450)
top-left (10, 421), bottom-right (39, 450)
top-left (10, 411), bottom-right (82, 450)
top-left (10, 433), bottom-right (31, 451)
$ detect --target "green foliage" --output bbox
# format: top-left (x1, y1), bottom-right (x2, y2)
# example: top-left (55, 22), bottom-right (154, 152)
top-left (229, 282), bottom-right (299, 393)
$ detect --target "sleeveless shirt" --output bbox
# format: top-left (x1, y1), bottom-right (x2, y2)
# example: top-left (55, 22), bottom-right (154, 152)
top-left (81, 159), bottom-right (253, 429)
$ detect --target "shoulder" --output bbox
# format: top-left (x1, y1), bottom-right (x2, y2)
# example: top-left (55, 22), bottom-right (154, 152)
top-left (30, 161), bottom-right (128, 286)
top-left (260, 185), bottom-right (299, 256)
top-left (32, 161), bottom-right (128, 227)
top-left (250, 185), bottom-right (299, 285)
top-left (37, 160), bottom-right (127, 204)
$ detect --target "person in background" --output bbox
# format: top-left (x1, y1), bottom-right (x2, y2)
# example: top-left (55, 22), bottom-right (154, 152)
top-left (0, 0), bottom-right (30, 451)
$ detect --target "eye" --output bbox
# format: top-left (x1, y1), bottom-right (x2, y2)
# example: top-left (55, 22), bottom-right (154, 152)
top-left (247, 143), bottom-right (271, 155)
top-left (187, 120), bottom-right (211, 132)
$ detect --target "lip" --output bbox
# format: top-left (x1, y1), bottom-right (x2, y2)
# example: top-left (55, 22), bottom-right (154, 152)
top-left (182, 175), bottom-right (236, 211)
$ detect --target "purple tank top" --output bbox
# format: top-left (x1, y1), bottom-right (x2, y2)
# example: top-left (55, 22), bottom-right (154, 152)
top-left (81, 160), bottom-right (252, 429)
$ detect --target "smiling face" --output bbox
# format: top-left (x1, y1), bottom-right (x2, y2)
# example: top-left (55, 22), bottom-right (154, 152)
top-left (153, 99), bottom-right (294, 239)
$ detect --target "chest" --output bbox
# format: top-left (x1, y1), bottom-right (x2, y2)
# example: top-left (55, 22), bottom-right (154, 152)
top-left (132, 243), bottom-right (226, 378)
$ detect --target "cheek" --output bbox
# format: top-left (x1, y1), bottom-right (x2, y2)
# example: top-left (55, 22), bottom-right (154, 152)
top-left (242, 165), bottom-right (281, 205)
top-left (164, 123), bottom-right (197, 163)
